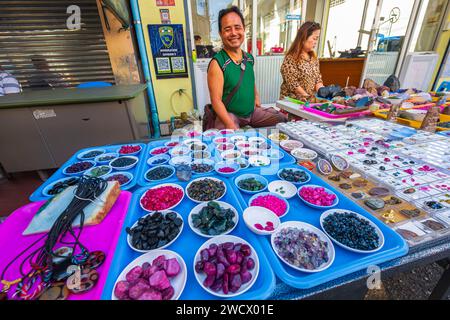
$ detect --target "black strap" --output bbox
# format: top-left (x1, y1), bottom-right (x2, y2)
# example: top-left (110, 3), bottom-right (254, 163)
top-left (223, 53), bottom-right (248, 107)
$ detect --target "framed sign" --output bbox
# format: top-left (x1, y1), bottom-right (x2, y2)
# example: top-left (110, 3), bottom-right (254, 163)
top-left (160, 9), bottom-right (171, 24)
top-left (148, 24), bottom-right (188, 79)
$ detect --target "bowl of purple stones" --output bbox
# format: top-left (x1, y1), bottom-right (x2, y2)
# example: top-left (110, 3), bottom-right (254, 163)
top-left (193, 235), bottom-right (259, 298)
top-left (104, 171), bottom-right (133, 187)
top-left (271, 221), bottom-right (335, 273)
top-left (63, 160), bottom-right (96, 175)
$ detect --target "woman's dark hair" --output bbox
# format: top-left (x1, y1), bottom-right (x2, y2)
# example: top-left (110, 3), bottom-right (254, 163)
top-left (286, 21), bottom-right (321, 61)
top-left (218, 6), bottom-right (245, 32)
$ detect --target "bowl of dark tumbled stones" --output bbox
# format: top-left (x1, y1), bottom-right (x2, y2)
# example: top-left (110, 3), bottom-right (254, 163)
top-left (320, 209), bottom-right (384, 253)
top-left (126, 211), bottom-right (183, 252)
top-left (277, 167), bottom-right (311, 185)
top-left (77, 149), bottom-right (105, 160)
top-left (63, 160), bottom-right (96, 175)
top-left (43, 177), bottom-right (80, 196)
top-left (110, 156), bottom-right (139, 170)
top-left (186, 177), bottom-right (227, 203)
top-left (145, 165), bottom-right (175, 182)
top-left (190, 159), bottom-right (215, 175)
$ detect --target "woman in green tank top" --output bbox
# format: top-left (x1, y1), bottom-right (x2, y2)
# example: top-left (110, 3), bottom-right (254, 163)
top-left (207, 6), bottom-right (287, 130)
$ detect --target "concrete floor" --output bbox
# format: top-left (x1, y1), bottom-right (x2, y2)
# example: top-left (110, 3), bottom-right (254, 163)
top-left (365, 262), bottom-right (449, 300)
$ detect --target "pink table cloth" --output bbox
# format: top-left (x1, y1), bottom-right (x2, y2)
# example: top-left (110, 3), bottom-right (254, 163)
top-left (0, 191), bottom-right (131, 300)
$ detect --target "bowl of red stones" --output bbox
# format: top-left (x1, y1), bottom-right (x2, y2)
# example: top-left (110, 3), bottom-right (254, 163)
top-left (63, 160), bottom-right (96, 176)
top-left (113, 250), bottom-right (187, 300)
top-left (118, 144), bottom-right (142, 156)
top-left (193, 235), bottom-right (259, 298)
top-left (140, 183), bottom-right (184, 213)
top-left (149, 146), bottom-right (170, 156)
top-left (243, 206), bottom-right (280, 236)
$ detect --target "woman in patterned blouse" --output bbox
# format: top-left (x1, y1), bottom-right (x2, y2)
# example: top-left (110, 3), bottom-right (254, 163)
top-left (280, 22), bottom-right (324, 100)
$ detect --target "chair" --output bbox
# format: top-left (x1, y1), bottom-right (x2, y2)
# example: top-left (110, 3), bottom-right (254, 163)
top-left (77, 82), bottom-right (112, 89)
top-left (437, 81), bottom-right (449, 92)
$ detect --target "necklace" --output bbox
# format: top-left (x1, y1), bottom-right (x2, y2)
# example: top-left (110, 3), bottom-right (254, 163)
top-left (225, 49), bottom-right (243, 64)
top-left (0, 177), bottom-right (107, 300)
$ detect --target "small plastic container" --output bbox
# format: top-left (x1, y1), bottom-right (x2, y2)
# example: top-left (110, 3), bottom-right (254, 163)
top-left (394, 220), bottom-right (434, 245)
top-left (176, 164), bottom-right (193, 182)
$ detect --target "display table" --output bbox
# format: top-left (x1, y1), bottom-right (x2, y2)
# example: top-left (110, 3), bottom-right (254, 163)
top-left (276, 99), bottom-right (349, 122)
top-left (2, 126), bottom-right (450, 300)
top-left (0, 84), bottom-right (148, 173)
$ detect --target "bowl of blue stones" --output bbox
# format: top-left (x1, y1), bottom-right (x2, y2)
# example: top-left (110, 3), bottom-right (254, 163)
top-left (147, 154), bottom-right (171, 166)
top-left (190, 159), bottom-right (215, 175)
top-left (235, 174), bottom-right (268, 194)
top-left (277, 167), bottom-right (311, 185)
top-left (320, 209), bottom-right (384, 254)
top-left (109, 156), bottom-right (139, 171)
top-left (145, 165), bottom-right (176, 182)
top-left (77, 149), bottom-right (105, 160)
top-left (95, 152), bottom-right (119, 165)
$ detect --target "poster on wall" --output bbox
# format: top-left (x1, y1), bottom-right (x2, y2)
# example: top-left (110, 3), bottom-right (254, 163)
top-left (148, 24), bottom-right (188, 79)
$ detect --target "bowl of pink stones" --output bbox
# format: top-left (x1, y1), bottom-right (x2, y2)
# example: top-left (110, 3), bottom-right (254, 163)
top-left (214, 161), bottom-right (240, 177)
top-left (149, 146), bottom-right (170, 156)
top-left (298, 185), bottom-right (339, 210)
top-left (243, 206), bottom-right (280, 236)
top-left (140, 183), bottom-right (185, 213)
top-left (193, 235), bottom-right (259, 298)
top-left (112, 250), bottom-right (187, 300)
top-left (118, 144), bottom-right (142, 156)
top-left (248, 192), bottom-right (290, 218)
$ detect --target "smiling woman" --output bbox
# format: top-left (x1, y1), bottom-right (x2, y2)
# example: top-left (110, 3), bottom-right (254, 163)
top-left (280, 21), bottom-right (324, 100)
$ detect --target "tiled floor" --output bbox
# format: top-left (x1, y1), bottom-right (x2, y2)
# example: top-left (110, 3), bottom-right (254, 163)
top-left (0, 171), bottom-right (46, 217)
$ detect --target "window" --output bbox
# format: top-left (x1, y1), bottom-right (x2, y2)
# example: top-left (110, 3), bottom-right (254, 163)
top-left (374, 1), bottom-right (415, 52)
top-left (254, 0), bottom-right (303, 56)
top-left (410, 0), bottom-right (448, 52)
top-left (190, 0), bottom-right (239, 58)
top-left (323, 0), bottom-right (366, 57)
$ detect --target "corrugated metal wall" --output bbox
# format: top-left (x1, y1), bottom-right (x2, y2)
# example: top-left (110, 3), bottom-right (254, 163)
top-left (255, 55), bottom-right (284, 104)
top-left (0, 0), bottom-right (115, 90)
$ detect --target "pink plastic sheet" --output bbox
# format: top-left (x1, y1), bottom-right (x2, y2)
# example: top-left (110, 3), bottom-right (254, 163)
top-left (0, 191), bottom-right (131, 300)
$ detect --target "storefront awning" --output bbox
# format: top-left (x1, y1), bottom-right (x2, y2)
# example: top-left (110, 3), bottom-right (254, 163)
top-left (102, 0), bottom-right (131, 30)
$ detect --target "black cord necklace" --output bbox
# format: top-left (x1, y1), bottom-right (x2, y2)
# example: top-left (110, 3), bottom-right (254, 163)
top-left (0, 176), bottom-right (107, 300)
